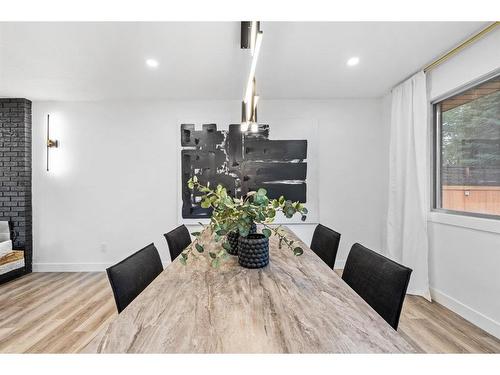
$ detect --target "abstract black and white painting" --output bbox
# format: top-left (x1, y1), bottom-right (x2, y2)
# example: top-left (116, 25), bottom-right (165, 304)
top-left (179, 121), bottom-right (318, 222)
top-left (180, 120), bottom-right (317, 224)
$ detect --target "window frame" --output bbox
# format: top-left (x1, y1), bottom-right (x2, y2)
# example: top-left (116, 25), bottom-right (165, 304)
top-left (431, 69), bottom-right (500, 220)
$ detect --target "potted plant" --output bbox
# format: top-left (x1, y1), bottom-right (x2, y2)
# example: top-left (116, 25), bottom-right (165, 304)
top-left (180, 176), bottom-right (308, 269)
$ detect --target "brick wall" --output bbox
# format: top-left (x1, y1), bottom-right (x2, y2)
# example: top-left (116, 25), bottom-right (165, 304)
top-left (0, 98), bottom-right (32, 273)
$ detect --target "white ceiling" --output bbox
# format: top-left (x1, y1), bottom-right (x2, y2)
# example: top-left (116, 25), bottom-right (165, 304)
top-left (0, 22), bottom-right (488, 100)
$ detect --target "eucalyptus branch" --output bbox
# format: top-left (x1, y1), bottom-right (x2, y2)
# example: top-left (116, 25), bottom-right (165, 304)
top-left (185, 176), bottom-right (308, 266)
top-left (179, 222), bottom-right (209, 265)
top-left (260, 223), bottom-right (304, 256)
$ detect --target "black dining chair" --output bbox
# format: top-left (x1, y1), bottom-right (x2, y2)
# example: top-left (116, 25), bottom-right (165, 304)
top-left (106, 243), bottom-right (163, 313)
top-left (342, 243), bottom-right (412, 330)
top-left (164, 224), bottom-right (192, 262)
top-left (310, 224), bottom-right (341, 269)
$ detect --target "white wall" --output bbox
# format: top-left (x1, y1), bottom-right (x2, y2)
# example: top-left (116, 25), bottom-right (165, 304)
top-left (31, 99), bottom-right (387, 271)
top-left (426, 28), bottom-right (500, 338)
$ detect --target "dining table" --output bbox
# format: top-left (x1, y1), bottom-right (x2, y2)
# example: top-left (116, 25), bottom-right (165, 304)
top-left (82, 226), bottom-right (416, 353)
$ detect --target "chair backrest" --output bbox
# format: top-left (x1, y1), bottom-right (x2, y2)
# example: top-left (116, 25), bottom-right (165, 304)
top-left (310, 224), bottom-right (341, 269)
top-left (106, 243), bottom-right (163, 313)
top-left (164, 225), bottom-right (192, 262)
top-left (342, 243), bottom-right (412, 330)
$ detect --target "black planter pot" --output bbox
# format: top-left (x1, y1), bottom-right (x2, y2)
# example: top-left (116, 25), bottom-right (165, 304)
top-left (249, 222), bottom-right (257, 234)
top-left (238, 234), bottom-right (269, 269)
top-left (226, 231), bottom-right (240, 255)
top-left (226, 223), bottom-right (258, 256)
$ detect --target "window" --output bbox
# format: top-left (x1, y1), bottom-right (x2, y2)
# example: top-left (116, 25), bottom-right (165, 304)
top-left (434, 74), bottom-right (500, 218)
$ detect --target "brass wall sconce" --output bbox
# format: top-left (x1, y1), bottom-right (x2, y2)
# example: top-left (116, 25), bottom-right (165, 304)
top-left (46, 114), bottom-right (58, 171)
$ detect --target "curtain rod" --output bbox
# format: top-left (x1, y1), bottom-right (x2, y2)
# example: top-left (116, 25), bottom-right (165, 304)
top-left (423, 21), bottom-right (499, 73)
top-left (391, 22), bottom-right (498, 91)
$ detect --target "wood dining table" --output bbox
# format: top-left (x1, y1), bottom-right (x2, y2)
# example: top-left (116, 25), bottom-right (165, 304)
top-left (82, 227), bottom-right (416, 353)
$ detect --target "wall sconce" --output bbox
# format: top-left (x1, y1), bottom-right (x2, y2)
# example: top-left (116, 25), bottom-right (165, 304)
top-left (46, 114), bottom-right (58, 171)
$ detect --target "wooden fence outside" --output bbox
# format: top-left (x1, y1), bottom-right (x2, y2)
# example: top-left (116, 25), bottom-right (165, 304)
top-left (442, 185), bottom-right (500, 216)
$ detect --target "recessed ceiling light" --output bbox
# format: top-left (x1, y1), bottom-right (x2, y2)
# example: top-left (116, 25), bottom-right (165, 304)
top-left (145, 58), bottom-right (159, 68)
top-left (346, 57), bottom-right (360, 67)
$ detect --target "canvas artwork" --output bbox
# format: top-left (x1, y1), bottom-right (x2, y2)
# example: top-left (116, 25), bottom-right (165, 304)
top-left (180, 123), bottom-right (313, 221)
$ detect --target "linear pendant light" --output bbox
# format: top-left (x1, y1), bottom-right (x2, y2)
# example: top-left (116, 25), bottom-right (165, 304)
top-left (245, 31), bottom-right (263, 105)
top-left (241, 21), bottom-right (263, 132)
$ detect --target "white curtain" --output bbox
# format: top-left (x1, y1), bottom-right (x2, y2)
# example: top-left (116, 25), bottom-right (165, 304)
top-left (386, 71), bottom-right (431, 300)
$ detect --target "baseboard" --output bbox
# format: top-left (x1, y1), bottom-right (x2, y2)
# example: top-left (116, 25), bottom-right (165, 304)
top-left (33, 261), bottom-right (172, 272)
top-left (430, 287), bottom-right (500, 339)
top-left (33, 263), bottom-right (111, 272)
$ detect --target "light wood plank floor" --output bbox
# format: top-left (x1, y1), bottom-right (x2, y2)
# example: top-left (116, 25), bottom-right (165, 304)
top-left (0, 272), bottom-right (499, 353)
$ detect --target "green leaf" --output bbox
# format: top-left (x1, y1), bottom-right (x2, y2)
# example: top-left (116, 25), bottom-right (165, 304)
top-left (209, 252), bottom-right (217, 259)
top-left (293, 247), bottom-right (304, 256)
top-left (211, 258), bottom-right (220, 268)
top-left (239, 226), bottom-right (249, 238)
top-left (279, 196), bottom-right (285, 205)
top-left (195, 243), bottom-right (204, 253)
top-left (262, 228), bottom-right (272, 238)
top-left (253, 194), bottom-right (264, 205)
top-left (201, 199), bottom-right (211, 209)
top-left (179, 257), bottom-right (187, 265)
top-left (302, 207), bottom-right (308, 214)
top-left (222, 242), bottom-right (232, 251)
top-left (192, 175), bottom-right (198, 183)
top-left (191, 231), bottom-right (201, 237)
top-left (216, 229), bottom-right (227, 236)
top-left (257, 188), bottom-right (267, 196)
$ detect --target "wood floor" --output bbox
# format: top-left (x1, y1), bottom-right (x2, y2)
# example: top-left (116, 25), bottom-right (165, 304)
top-left (0, 272), bottom-right (499, 353)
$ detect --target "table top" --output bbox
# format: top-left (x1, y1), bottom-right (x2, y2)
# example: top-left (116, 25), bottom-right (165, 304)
top-left (82, 227), bottom-right (415, 353)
